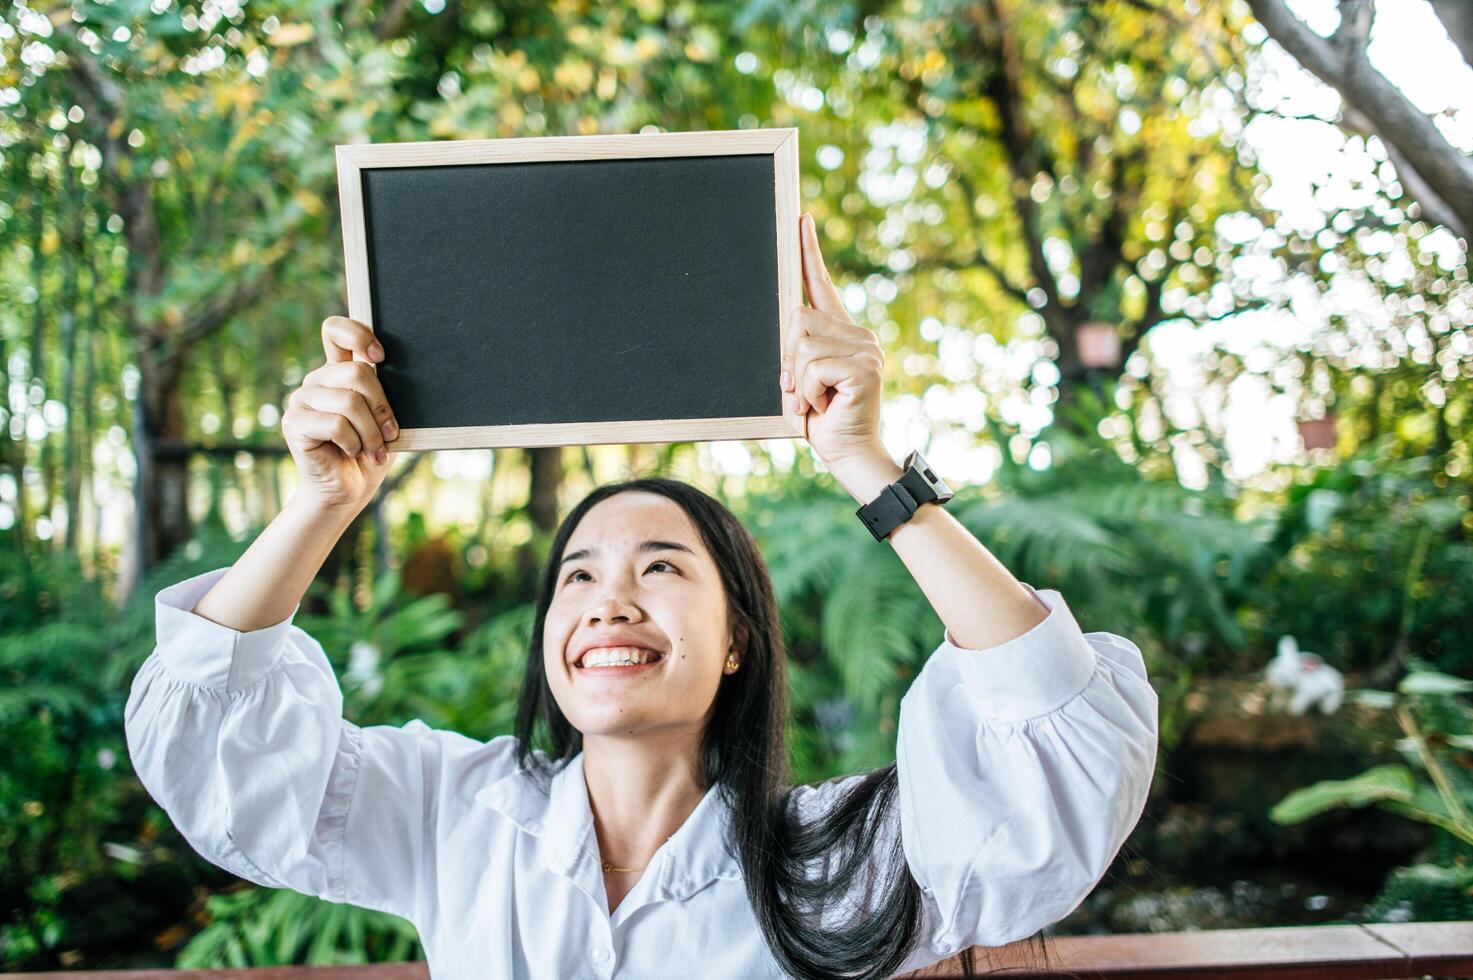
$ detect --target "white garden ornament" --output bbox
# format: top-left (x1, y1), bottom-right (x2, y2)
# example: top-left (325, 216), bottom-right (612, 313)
top-left (1265, 635), bottom-right (1344, 716)
top-left (347, 639), bottom-right (384, 698)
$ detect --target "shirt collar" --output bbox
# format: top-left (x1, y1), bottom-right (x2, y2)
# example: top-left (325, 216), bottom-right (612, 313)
top-left (473, 750), bottom-right (741, 902)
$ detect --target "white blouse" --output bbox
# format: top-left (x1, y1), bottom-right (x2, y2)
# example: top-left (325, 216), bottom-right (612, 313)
top-left (125, 566), bottom-right (1158, 979)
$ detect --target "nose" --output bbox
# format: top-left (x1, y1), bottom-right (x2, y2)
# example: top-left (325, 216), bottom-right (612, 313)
top-left (584, 586), bottom-right (644, 626)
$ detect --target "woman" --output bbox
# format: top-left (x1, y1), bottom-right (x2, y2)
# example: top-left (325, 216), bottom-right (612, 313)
top-left (125, 213), bottom-right (1158, 979)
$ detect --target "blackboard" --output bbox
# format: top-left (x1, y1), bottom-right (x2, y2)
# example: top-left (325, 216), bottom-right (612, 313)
top-left (334, 130), bottom-right (802, 451)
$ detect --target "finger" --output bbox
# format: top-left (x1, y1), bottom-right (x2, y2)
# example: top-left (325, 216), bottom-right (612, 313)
top-left (322, 315), bottom-right (384, 365)
top-left (799, 354), bottom-right (874, 415)
top-left (783, 308), bottom-right (842, 409)
top-left (783, 307), bottom-right (860, 413)
top-left (795, 334), bottom-right (860, 415)
top-left (783, 387), bottom-right (810, 442)
top-left (287, 406), bottom-right (365, 458)
top-left (800, 212), bottom-right (846, 318)
top-left (798, 304), bottom-right (866, 337)
top-left (785, 306), bottom-right (871, 362)
top-left (300, 385), bottom-right (386, 456)
top-left (309, 360), bottom-right (399, 442)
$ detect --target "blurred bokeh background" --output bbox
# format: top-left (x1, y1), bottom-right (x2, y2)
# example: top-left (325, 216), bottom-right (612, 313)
top-left (2, 0), bottom-right (1470, 969)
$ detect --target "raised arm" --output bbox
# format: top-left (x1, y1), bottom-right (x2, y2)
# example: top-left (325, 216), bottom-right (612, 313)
top-left (124, 315), bottom-right (453, 922)
top-left (783, 211), bottom-right (1046, 653)
top-left (782, 212), bottom-right (1158, 970)
top-left (191, 314), bottom-right (399, 632)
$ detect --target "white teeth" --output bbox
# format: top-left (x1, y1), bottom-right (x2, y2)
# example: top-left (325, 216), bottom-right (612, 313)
top-left (580, 646), bottom-right (660, 668)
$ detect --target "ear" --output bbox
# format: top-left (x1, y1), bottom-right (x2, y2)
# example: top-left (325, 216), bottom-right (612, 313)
top-left (725, 619), bottom-right (750, 669)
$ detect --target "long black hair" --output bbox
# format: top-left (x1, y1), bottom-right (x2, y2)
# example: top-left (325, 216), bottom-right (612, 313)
top-left (514, 476), bottom-right (1051, 979)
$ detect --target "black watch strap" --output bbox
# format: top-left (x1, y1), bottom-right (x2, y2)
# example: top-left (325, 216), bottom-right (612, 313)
top-left (857, 481), bottom-right (922, 542)
top-left (855, 450), bottom-right (953, 542)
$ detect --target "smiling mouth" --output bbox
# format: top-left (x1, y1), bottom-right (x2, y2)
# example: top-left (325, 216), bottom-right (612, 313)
top-left (576, 646), bottom-right (666, 669)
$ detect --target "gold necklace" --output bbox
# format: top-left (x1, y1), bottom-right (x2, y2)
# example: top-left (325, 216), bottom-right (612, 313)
top-left (600, 831), bottom-right (675, 874)
top-left (600, 858), bottom-right (646, 874)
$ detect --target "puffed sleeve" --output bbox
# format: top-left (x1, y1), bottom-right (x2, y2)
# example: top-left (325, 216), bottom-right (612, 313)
top-left (894, 582), bottom-right (1159, 962)
top-left (123, 566), bottom-right (507, 924)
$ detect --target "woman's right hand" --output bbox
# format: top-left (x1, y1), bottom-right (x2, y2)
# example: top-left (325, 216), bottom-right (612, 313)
top-left (281, 316), bottom-right (400, 515)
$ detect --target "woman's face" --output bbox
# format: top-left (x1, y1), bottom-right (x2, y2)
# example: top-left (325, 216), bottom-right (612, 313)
top-left (543, 491), bottom-right (742, 740)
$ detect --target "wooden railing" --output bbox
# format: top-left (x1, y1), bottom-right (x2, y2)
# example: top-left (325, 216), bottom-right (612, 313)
top-left (10, 921), bottom-right (1472, 980)
top-left (907, 921), bottom-right (1473, 978)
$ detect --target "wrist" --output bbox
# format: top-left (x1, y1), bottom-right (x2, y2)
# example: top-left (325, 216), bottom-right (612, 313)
top-left (826, 448), bottom-right (904, 505)
top-left (285, 491), bottom-right (364, 531)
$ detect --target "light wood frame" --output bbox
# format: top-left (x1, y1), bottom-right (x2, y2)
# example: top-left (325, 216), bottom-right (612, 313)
top-left (334, 128), bottom-right (803, 452)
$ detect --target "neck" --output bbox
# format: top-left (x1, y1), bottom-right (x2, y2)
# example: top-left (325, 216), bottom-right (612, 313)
top-left (582, 729), bottom-right (707, 870)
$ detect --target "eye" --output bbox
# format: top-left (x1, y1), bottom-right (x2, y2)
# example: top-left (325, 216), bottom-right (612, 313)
top-left (563, 561), bottom-right (679, 584)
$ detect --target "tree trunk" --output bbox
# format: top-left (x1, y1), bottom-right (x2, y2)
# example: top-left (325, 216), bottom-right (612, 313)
top-left (82, 230), bottom-right (113, 576)
top-left (78, 319), bottom-right (98, 568)
top-left (27, 181), bottom-right (47, 544)
top-left (0, 163), bottom-right (25, 557)
top-left (60, 159), bottom-right (83, 555)
top-left (516, 446), bottom-right (563, 583)
top-left (136, 344), bottom-right (193, 569)
top-left (211, 359), bottom-right (236, 530)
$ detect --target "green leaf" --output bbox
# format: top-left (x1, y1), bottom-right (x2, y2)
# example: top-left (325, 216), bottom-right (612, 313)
top-left (1349, 689), bottom-right (1398, 709)
top-left (1398, 672), bottom-right (1473, 696)
top-left (1270, 764), bottom-right (1417, 824)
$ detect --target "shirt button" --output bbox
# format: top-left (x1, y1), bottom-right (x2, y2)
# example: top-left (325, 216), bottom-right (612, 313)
top-left (526, 820), bottom-right (542, 833)
top-left (592, 948), bottom-right (610, 964)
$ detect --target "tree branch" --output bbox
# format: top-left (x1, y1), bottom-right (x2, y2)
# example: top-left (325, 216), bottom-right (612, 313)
top-left (1341, 105), bottom-right (1465, 234)
top-left (967, 0), bottom-right (1063, 313)
top-left (1245, 0), bottom-right (1473, 241)
top-left (175, 271), bottom-right (276, 351)
top-left (375, 0), bottom-right (418, 40)
top-left (938, 161), bottom-right (1033, 305)
top-left (1427, 0), bottom-right (1473, 70)
top-left (51, 27), bottom-right (130, 180)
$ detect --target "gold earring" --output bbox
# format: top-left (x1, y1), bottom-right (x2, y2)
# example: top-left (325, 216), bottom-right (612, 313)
top-left (725, 652), bottom-right (740, 672)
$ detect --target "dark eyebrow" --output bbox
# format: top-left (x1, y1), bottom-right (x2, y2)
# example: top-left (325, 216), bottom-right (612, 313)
top-left (559, 540), bottom-right (696, 566)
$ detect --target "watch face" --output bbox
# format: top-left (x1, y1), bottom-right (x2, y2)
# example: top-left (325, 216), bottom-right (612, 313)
top-left (908, 451), bottom-right (940, 486)
top-left (902, 450), bottom-right (953, 502)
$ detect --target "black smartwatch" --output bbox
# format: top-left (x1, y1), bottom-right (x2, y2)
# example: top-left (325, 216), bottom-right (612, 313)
top-left (855, 449), bottom-right (954, 542)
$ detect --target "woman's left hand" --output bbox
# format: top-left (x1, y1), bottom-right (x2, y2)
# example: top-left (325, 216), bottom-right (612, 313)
top-left (783, 212), bottom-right (889, 468)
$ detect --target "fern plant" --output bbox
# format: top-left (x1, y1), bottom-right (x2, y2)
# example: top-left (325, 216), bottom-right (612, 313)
top-left (737, 427), bottom-right (1257, 779)
top-left (0, 524), bottom-right (253, 968)
top-left (175, 886), bottom-right (422, 967)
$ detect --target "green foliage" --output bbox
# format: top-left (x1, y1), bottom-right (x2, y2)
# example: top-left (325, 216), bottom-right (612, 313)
top-left (0, 524), bottom-right (251, 968)
top-left (739, 425), bottom-right (1260, 781)
top-left (175, 887), bottom-right (421, 968)
top-left (2, 0), bottom-right (1469, 960)
top-left (1244, 442), bottom-right (1473, 678)
top-left (1270, 764), bottom-right (1418, 824)
top-left (979, 420), bottom-right (1265, 652)
top-left (1271, 669), bottom-right (1473, 923)
top-left (1357, 862), bottom-right (1473, 924)
top-left (1271, 670), bottom-right (1473, 846)
top-left (297, 566), bottom-right (533, 741)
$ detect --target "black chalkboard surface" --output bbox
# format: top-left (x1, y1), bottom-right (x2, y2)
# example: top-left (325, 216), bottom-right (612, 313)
top-left (334, 129), bottom-right (802, 451)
